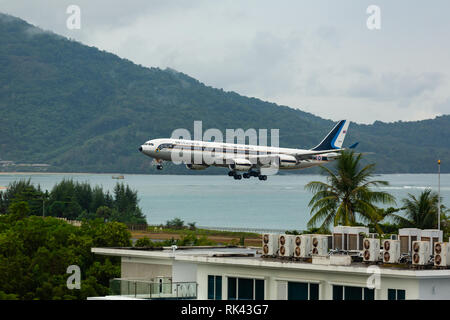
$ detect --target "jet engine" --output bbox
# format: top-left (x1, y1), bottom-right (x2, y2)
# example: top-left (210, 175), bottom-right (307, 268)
top-left (229, 159), bottom-right (253, 171)
top-left (278, 154), bottom-right (298, 168)
top-left (185, 164), bottom-right (209, 170)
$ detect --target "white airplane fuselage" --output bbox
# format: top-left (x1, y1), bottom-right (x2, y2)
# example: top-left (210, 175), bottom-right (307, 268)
top-left (138, 120), bottom-right (351, 179)
top-left (140, 138), bottom-right (333, 170)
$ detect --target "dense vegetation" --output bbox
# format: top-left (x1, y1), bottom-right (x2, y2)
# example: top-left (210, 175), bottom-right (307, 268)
top-left (135, 233), bottom-right (217, 248)
top-left (0, 179), bottom-right (147, 224)
top-left (305, 151), bottom-right (449, 240)
top-left (0, 13), bottom-right (449, 174)
top-left (306, 150), bottom-right (396, 232)
top-left (0, 214), bottom-right (131, 300)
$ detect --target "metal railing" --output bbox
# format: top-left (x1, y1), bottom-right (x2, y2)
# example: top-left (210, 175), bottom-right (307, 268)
top-left (197, 225), bottom-right (298, 234)
top-left (109, 278), bottom-right (197, 300)
top-left (147, 224), bottom-right (295, 234)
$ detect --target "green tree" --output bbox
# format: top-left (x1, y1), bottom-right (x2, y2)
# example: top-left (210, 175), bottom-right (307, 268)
top-left (0, 215), bottom-right (130, 300)
top-left (110, 183), bottom-right (146, 224)
top-left (187, 222), bottom-right (197, 230)
top-left (8, 201), bottom-right (30, 220)
top-left (8, 179), bottom-right (148, 224)
top-left (305, 150), bottom-right (396, 231)
top-left (400, 188), bottom-right (448, 229)
top-left (80, 219), bottom-right (132, 247)
top-left (165, 217), bottom-right (184, 229)
top-left (134, 237), bottom-right (154, 247)
top-left (370, 207), bottom-right (411, 234)
top-left (96, 206), bottom-right (112, 222)
top-left (1, 179), bottom-right (43, 216)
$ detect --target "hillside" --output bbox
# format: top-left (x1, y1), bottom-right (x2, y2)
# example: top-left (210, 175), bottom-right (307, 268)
top-left (0, 13), bottom-right (449, 174)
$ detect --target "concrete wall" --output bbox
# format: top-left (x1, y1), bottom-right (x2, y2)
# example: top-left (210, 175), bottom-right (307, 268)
top-left (172, 261), bottom-right (197, 283)
top-left (195, 263), bottom-right (430, 300)
top-left (115, 254), bottom-right (449, 300)
top-left (418, 278), bottom-right (450, 299)
top-left (121, 257), bottom-right (172, 280)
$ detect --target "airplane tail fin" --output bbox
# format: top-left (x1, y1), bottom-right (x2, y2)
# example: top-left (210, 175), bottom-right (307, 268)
top-left (311, 120), bottom-right (350, 151)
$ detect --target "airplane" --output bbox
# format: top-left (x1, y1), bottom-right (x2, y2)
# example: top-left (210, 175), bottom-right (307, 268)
top-left (139, 120), bottom-right (354, 181)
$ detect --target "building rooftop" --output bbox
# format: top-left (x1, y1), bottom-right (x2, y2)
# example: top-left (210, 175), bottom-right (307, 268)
top-left (92, 246), bottom-right (450, 279)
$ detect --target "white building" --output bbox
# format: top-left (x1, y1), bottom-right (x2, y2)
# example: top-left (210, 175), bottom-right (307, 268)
top-left (91, 246), bottom-right (450, 300)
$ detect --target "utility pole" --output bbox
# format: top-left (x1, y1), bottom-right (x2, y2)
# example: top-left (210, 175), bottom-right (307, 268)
top-left (42, 192), bottom-right (48, 218)
top-left (438, 159), bottom-right (441, 231)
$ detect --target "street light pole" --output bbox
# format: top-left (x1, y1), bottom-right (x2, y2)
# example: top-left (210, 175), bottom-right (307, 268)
top-left (438, 159), bottom-right (441, 231)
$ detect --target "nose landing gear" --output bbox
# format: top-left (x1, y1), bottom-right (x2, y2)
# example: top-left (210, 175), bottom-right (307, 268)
top-left (153, 159), bottom-right (164, 171)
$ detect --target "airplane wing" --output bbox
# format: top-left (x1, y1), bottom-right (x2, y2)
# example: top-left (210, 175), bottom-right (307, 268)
top-left (293, 148), bottom-right (344, 160)
top-left (223, 148), bottom-right (347, 169)
top-left (224, 149), bottom-right (346, 167)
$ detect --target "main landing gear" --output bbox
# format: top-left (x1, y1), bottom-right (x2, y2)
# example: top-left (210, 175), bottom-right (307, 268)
top-left (228, 171), bottom-right (267, 181)
top-left (258, 175), bottom-right (268, 181)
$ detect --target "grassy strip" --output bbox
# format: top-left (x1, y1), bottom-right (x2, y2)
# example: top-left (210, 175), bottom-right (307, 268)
top-left (146, 226), bottom-right (260, 239)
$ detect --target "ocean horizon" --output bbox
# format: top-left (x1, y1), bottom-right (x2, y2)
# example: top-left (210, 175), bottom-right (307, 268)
top-left (0, 173), bottom-right (448, 231)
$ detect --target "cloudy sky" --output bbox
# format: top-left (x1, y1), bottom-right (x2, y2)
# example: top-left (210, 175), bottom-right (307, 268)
top-left (1, 0), bottom-right (450, 123)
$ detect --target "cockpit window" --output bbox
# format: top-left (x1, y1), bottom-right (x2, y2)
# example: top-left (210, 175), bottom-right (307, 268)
top-left (157, 143), bottom-right (175, 150)
top-left (145, 142), bottom-right (154, 146)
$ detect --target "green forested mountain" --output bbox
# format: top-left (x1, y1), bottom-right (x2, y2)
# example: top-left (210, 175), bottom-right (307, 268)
top-left (0, 13), bottom-right (449, 174)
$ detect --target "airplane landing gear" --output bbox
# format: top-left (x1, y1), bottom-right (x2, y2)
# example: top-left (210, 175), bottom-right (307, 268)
top-left (228, 170), bottom-right (267, 181)
top-left (153, 159), bottom-right (164, 170)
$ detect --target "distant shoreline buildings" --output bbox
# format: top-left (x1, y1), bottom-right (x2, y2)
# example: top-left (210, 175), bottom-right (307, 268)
top-left (0, 160), bottom-right (50, 171)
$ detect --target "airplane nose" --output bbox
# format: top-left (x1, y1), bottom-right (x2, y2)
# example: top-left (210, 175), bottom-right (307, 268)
top-left (139, 146), bottom-right (143, 152)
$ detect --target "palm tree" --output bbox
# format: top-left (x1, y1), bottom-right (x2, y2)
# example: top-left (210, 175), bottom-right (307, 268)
top-left (401, 189), bottom-right (447, 229)
top-left (370, 206), bottom-right (412, 234)
top-left (305, 150), bottom-right (396, 231)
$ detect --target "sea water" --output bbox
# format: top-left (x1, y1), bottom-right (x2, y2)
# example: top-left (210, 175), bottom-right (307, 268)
top-left (0, 173), bottom-right (448, 230)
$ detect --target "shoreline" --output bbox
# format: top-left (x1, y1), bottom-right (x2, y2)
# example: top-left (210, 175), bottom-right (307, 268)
top-left (0, 172), bottom-right (131, 175)
top-left (0, 172), bottom-right (448, 176)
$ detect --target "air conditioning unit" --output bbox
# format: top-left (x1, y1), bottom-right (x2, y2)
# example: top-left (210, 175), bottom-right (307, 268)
top-left (332, 226), bottom-right (369, 251)
top-left (362, 238), bottom-right (380, 262)
top-left (278, 234), bottom-right (294, 258)
top-left (293, 234), bottom-right (311, 258)
top-left (399, 228), bottom-right (422, 255)
top-left (382, 239), bottom-right (400, 263)
top-left (262, 233), bottom-right (278, 256)
top-left (412, 241), bottom-right (431, 266)
top-left (434, 242), bottom-right (450, 267)
top-left (311, 235), bottom-right (328, 256)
